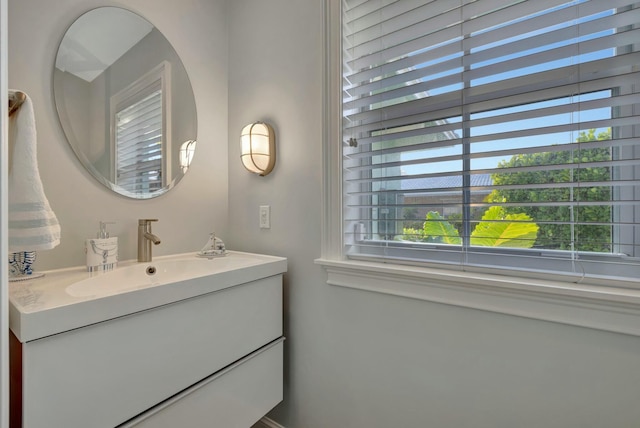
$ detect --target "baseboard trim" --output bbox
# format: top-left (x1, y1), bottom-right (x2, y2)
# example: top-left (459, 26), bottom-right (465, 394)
top-left (255, 416), bottom-right (286, 428)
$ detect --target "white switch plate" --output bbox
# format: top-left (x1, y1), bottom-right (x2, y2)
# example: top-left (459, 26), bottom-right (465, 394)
top-left (259, 205), bottom-right (271, 229)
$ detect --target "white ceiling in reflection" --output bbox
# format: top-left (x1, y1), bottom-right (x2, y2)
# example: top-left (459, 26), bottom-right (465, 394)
top-left (56, 8), bottom-right (153, 82)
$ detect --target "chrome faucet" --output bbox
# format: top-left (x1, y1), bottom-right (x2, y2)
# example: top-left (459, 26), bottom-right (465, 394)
top-left (138, 219), bottom-right (161, 262)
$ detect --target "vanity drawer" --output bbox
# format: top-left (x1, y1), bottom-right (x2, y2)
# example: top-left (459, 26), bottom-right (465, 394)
top-left (125, 338), bottom-right (284, 428)
top-left (20, 275), bottom-right (282, 428)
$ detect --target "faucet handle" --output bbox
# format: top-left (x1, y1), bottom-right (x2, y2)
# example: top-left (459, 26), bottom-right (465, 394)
top-left (138, 219), bottom-right (159, 225)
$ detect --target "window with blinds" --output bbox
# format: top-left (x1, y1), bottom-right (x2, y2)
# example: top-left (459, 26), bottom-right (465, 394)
top-left (115, 88), bottom-right (163, 194)
top-left (111, 61), bottom-right (170, 198)
top-left (342, 0), bottom-right (640, 282)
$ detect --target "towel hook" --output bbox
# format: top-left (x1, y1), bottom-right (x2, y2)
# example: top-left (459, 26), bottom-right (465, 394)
top-left (8, 90), bottom-right (26, 117)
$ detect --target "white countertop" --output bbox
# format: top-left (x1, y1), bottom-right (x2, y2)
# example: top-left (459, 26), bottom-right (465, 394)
top-left (9, 251), bottom-right (287, 342)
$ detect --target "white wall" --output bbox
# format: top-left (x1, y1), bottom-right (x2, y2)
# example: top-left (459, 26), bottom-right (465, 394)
top-left (8, 0), bottom-right (228, 270)
top-left (227, 1), bottom-right (640, 428)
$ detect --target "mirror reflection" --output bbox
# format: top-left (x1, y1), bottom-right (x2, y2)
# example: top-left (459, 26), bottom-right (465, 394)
top-left (53, 7), bottom-right (197, 199)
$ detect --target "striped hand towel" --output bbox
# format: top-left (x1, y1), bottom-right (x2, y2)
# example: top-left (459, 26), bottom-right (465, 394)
top-left (8, 93), bottom-right (61, 252)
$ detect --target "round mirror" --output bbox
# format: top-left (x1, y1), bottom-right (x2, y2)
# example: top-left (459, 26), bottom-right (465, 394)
top-left (53, 7), bottom-right (197, 199)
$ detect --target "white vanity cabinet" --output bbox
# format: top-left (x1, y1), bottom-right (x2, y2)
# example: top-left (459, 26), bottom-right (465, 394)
top-left (9, 252), bottom-right (286, 428)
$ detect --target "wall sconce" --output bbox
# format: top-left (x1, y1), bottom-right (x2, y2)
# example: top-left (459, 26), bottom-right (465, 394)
top-left (240, 121), bottom-right (275, 176)
top-left (179, 140), bottom-right (197, 172)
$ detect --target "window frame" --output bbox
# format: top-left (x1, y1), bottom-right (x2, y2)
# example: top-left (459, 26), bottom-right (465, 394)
top-left (316, 0), bottom-right (640, 337)
top-left (110, 61), bottom-right (172, 196)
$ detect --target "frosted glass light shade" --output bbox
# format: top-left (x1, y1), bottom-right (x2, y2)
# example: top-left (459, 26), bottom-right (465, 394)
top-left (241, 122), bottom-right (275, 176)
top-left (179, 140), bottom-right (197, 172)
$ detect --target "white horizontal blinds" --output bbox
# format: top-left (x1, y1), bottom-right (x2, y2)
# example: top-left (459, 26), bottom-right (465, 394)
top-left (343, 0), bottom-right (640, 281)
top-left (116, 88), bottom-right (163, 194)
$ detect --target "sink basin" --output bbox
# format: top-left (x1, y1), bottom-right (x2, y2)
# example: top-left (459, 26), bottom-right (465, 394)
top-left (66, 253), bottom-right (259, 297)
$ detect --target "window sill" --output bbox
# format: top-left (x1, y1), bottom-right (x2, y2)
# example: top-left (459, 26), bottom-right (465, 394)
top-left (314, 258), bottom-right (640, 337)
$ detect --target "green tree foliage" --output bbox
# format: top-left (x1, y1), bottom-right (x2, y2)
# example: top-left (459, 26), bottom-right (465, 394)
top-left (402, 207), bottom-right (424, 231)
top-left (470, 206), bottom-right (538, 248)
top-left (422, 211), bottom-right (461, 244)
top-left (489, 129), bottom-right (612, 252)
top-left (401, 209), bottom-right (537, 248)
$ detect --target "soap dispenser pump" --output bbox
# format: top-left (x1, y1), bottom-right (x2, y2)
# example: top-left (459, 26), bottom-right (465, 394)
top-left (97, 221), bottom-right (111, 239)
top-left (85, 221), bottom-right (119, 272)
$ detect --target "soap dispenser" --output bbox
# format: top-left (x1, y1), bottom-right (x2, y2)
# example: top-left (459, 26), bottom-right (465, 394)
top-left (85, 221), bottom-right (118, 272)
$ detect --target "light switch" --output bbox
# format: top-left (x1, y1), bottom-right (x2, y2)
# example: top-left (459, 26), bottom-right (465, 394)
top-left (259, 205), bottom-right (271, 229)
